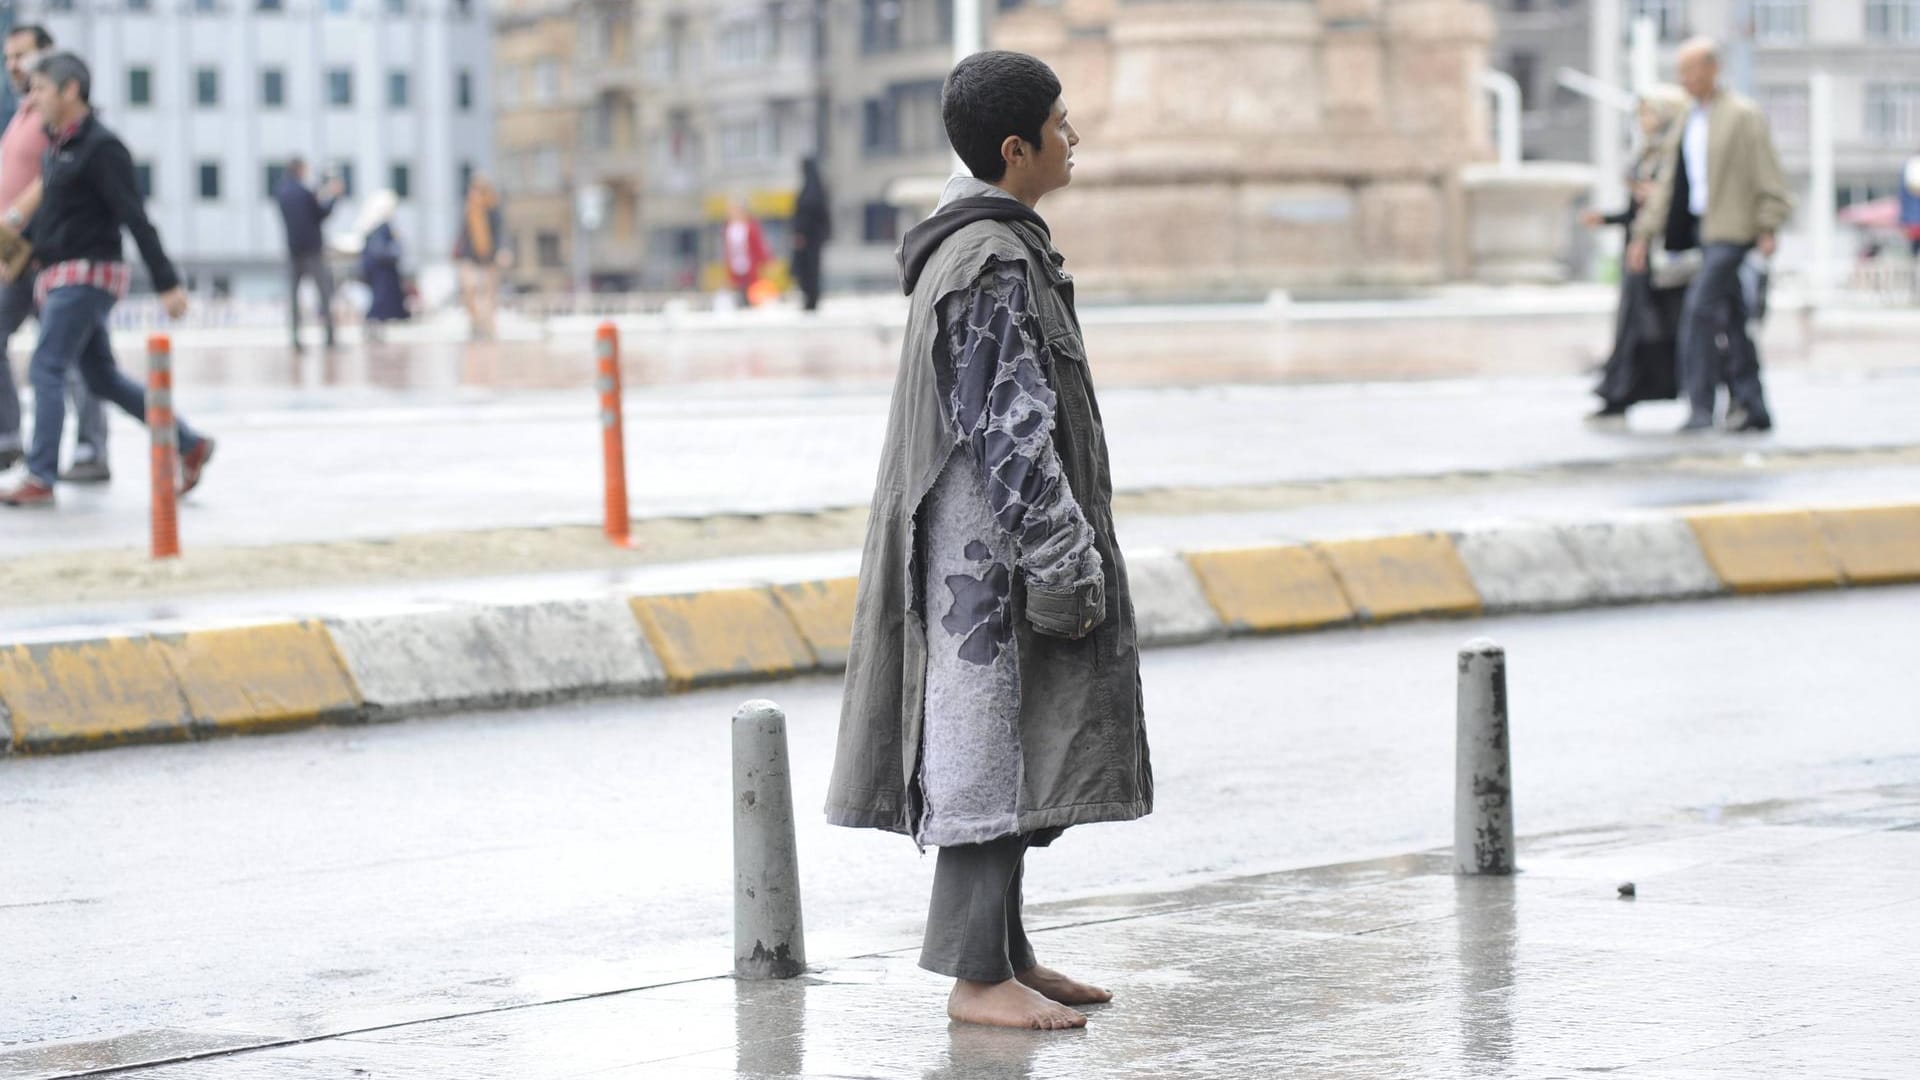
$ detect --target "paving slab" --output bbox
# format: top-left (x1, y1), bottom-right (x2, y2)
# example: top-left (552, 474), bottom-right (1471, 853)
top-left (52, 784), bottom-right (1920, 1080)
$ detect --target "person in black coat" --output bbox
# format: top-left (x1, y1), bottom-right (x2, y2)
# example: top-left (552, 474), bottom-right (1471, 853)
top-left (355, 189), bottom-right (407, 334)
top-left (791, 157), bottom-right (831, 312)
top-left (1581, 87), bottom-right (1690, 425)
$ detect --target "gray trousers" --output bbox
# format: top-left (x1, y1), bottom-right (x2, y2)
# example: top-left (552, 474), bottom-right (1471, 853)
top-left (919, 834), bottom-right (1037, 983)
top-left (0, 273), bottom-right (106, 458)
top-left (1677, 242), bottom-right (1770, 424)
top-left (289, 253), bottom-right (337, 347)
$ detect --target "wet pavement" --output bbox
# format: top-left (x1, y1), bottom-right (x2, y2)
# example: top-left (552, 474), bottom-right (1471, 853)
top-left (5, 367), bottom-right (1920, 562)
top-left (29, 784), bottom-right (1920, 1079)
top-left (4, 588), bottom-right (1918, 1076)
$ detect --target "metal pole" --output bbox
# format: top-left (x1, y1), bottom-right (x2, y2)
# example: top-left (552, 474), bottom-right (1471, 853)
top-left (953, 0), bottom-right (983, 61)
top-left (1591, 0), bottom-right (1626, 262)
top-left (1455, 639), bottom-right (1514, 876)
top-left (146, 335), bottom-right (180, 559)
top-left (734, 699), bottom-right (806, 979)
top-left (1807, 70), bottom-right (1836, 310)
top-left (1629, 16), bottom-right (1659, 94)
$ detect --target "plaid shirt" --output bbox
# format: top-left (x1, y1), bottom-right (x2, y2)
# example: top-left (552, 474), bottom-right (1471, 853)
top-left (34, 258), bottom-right (132, 306)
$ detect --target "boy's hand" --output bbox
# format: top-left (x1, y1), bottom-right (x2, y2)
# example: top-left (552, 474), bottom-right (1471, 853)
top-left (160, 287), bottom-right (190, 320)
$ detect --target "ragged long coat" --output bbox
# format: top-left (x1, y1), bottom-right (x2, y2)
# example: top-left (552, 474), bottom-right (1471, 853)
top-left (824, 208), bottom-right (1152, 842)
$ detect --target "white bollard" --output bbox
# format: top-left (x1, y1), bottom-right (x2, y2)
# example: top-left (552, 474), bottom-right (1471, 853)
top-left (1455, 639), bottom-right (1516, 875)
top-left (733, 699), bottom-right (807, 978)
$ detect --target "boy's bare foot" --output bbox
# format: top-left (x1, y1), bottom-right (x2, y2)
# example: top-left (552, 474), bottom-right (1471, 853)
top-left (1016, 964), bottom-right (1113, 1006)
top-left (947, 978), bottom-right (1088, 1030)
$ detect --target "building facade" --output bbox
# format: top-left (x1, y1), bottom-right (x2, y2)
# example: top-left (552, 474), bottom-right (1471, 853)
top-left (17, 0), bottom-right (492, 299)
top-left (1492, 0), bottom-right (1920, 228)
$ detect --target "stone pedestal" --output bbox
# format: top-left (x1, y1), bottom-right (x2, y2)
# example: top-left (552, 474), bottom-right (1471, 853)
top-left (996, 0), bottom-right (1500, 296)
top-left (1460, 164), bottom-right (1598, 284)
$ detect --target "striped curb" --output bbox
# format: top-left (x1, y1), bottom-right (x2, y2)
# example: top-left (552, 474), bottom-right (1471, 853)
top-left (3, 501), bottom-right (1915, 757)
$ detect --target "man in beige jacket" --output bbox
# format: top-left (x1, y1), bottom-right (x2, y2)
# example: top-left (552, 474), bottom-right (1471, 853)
top-left (1628, 37), bottom-right (1792, 433)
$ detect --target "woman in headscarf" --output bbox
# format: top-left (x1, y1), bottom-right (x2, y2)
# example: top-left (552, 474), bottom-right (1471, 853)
top-left (356, 189), bottom-right (407, 337)
top-left (1581, 85), bottom-right (1690, 425)
top-left (455, 175), bottom-right (507, 340)
top-left (791, 157), bottom-right (831, 312)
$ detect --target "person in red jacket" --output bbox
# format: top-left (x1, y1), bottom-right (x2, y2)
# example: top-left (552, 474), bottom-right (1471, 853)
top-left (721, 200), bottom-right (769, 307)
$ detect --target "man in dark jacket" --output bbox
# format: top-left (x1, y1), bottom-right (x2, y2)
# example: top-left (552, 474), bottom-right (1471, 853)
top-left (275, 157), bottom-right (343, 350)
top-left (0, 52), bottom-right (214, 508)
top-left (825, 51), bottom-right (1149, 1031)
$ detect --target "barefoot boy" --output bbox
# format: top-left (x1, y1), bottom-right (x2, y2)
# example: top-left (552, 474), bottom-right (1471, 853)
top-left (826, 50), bottom-right (1152, 1031)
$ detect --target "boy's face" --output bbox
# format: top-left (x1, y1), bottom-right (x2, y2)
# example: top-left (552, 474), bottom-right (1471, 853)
top-left (1004, 97), bottom-right (1078, 203)
top-left (26, 73), bottom-right (69, 127)
top-left (1030, 98), bottom-right (1078, 195)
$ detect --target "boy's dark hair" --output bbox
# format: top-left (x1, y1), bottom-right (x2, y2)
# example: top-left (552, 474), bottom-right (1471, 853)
top-left (8, 25), bottom-right (54, 50)
top-left (942, 50), bottom-right (1061, 183)
top-left (32, 51), bottom-right (89, 103)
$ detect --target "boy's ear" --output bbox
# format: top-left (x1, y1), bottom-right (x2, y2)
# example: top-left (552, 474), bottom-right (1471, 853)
top-left (1000, 133), bottom-right (1025, 169)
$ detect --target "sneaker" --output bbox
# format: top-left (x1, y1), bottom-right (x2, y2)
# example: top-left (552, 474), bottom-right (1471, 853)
top-left (0, 477), bottom-right (54, 507)
top-left (179, 437), bottom-right (216, 495)
top-left (1728, 412), bottom-right (1773, 434)
top-left (1676, 414), bottom-right (1716, 434)
top-left (0, 446), bottom-right (20, 471)
top-left (60, 459), bottom-right (111, 484)
top-left (1585, 404), bottom-right (1628, 429)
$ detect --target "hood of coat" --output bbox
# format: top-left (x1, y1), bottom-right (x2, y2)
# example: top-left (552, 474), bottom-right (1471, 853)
top-left (896, 176), bottom-right (1050, 296)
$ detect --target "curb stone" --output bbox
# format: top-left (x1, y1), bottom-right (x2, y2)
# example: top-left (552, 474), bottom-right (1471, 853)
top-left (4, 502), bottom-right (1915, 757)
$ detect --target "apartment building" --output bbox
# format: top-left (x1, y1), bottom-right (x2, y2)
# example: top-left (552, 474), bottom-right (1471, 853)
top-left (1492, 0), bottom-right (1920, 227)
top-left (494, 0), bottom-right (582, 291)
top-left (19, 0), bottom-right (493, 298)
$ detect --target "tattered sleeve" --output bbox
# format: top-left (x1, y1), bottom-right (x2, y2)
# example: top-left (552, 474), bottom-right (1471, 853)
top-left (937, 258), bottom-right (1105, 639)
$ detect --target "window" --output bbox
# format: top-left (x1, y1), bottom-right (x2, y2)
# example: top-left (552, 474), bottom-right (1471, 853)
top-left (194, 67), bottom-right (219, 107)
top-left (257, 0), bottom-right (283, 10)
top-left (192, 0), bottom-right (216, 10)
top-left (1629, 0), bottom-right (1688, 41)
top-left (1508, 52), bottom-right (1539, 111)
top-left (264, 163), bottom-right (287, 198)
top-left (261, 68), bottom-right (285, 107)
top-left (390, 163), bottom-right (411, 199)
top-left (385, 0), bottom-right (406, 13)
top-left (332, 161), bottom-right (356, 197)
top-left (458, 160), bottom-right (474, 199)
top-left (1865, 83), bottom-right (1920, 141)
top-left (47, 0), bottom-right (73, 9)
top-left (327, 68), bottom-right (352, 107)
top-left (127, 0), bottom-right (152, 11)
top-left (198, 161), bottom-right (222, 201)
top-left (861, 0), bottom-right (902, 53)
top-left (1756, 84), bottom-right (1808, 147)
top-left (327, 0), bottom-right (350, 11)
top-left (1751, 0), bottom-right (1806, 42)
top-left (862, 201), bottom-right (898, 244)
top-left (532, 60), bottom-right (559, 104)
top-left (134, 161), bottom-right (154, 200)
top-left (456, 69), bottom-right (473, 111)
top-left (533, 149), bottom-right (563, 191)
top-left (715, 15), bottom-right (765, 68)
top-left (388, 70), bottom-right (410, 109)
top-left (536, 231), bottom-right (563, 268)
top-left (128, 66), bottom-right (152, 107)
top-left (863, 80), bottom-right (943, 158)
top-left (718, 115), bottom-right (770, 164)
top-left (1866, 1), bottom-right (1920, 40)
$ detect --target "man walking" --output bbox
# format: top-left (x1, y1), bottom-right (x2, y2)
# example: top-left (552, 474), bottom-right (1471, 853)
top-left (0, 23), bottom-right (109, 482)
top-left (826, 51), bottom-right (1151, 1031)
top-left (274, 157), bottom-right (343, 351)
top-left (0, 53), bottom-right (213, 507)
top-left (1629, 37), bottom-right (1792, 433)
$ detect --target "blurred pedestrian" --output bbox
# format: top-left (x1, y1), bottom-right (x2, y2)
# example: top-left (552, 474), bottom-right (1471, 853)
top-left (722, 199), bottom-right (769, 307)
top-left (0, 23), bottom-right (109, 483)
top-left (274, 156), bottom-right (344, 351)
top-left (0, 53), bottom-right (213, 508)
top-left (827, 50), bottom-right (1146, 1032)
top-left (1580, 85), bottom-right (1689, 426)
top-left (1629, 38), bottom-right (1792, 433)
top-left (355, 189), bottom-right (407, 338)
top-left (454, 174), bottom-right (506, 341)
top-left (791, 158), bottom-right (831, 312)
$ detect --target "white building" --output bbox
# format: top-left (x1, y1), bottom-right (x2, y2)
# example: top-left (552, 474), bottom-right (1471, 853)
top-left (13, 0), bottom-right (493, 299)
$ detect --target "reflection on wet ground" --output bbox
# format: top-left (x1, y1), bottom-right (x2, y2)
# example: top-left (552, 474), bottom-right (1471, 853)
top-left (18, 785), bottom-right (1915, 1079)
top-left (85, 309), bottom-right (1919, 397)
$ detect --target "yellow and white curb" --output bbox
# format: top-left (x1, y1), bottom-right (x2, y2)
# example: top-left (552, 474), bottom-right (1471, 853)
top-left (3, 501), bottom-right (1915, 757)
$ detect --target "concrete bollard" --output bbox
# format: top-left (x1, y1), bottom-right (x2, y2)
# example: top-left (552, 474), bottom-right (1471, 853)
top-left (1455, 639), bottom-right (1515, 875)
top-left (733, 699), bottom-right (807, 978)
